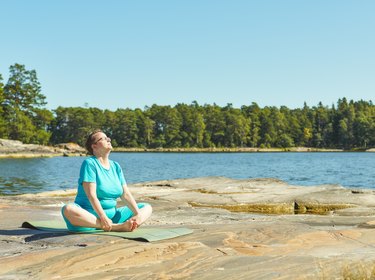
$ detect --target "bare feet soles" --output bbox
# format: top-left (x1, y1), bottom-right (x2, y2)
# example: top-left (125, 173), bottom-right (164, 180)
top-left (112, 219), bottom-right (137, 232)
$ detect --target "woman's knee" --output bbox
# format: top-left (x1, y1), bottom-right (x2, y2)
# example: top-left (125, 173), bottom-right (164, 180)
top-left (141, 203), bottom-right (153, 219)
top-left (62, 203), bottom-right (78, 217)
top-left (145, 203), bottom-right (152, 213)
top-left (139, 203), bottom-right (152, 213)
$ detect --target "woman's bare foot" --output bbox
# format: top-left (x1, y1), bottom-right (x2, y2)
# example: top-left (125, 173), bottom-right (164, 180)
top-left (112, 219), bottom-right (137, 232)
top-left (110, 205), bottom-right (152, 232)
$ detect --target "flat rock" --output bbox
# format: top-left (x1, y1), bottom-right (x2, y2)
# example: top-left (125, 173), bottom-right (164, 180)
top-left (1, 177), bottom-right (375, 279)
top-left (0, 139), bottom-right (85, 157)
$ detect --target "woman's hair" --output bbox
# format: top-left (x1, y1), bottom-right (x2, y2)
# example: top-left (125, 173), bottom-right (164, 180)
top-left (85, 129), bottom-right (103, 155)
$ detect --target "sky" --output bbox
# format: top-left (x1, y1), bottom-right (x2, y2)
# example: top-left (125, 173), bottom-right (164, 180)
top-left (0, 0), bottom-right (374, 111)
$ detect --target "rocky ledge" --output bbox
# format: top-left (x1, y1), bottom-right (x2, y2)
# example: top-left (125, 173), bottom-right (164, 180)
top-left (0, 139), bottom-right (86, 158)
top-left (1, 177), bottom-right (375, 279)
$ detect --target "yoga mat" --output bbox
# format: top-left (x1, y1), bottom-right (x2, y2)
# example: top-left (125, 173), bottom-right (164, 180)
top-left (22, 220), bottom-right (193, 242)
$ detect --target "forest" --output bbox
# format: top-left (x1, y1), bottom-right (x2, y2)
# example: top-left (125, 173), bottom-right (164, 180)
top-left (1, 64), bottom-right (374, 150)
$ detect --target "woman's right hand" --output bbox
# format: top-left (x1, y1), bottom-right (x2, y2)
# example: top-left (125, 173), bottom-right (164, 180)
top-left (100, 215), bottom-right (113, 231)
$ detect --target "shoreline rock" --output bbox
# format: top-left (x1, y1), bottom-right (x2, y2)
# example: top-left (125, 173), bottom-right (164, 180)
top-left (0, 139), bottom-right (86, 158)
top-left (113, 146), bottom-right (345, 153)
top-left (2, 177), bottom-right (375, 279)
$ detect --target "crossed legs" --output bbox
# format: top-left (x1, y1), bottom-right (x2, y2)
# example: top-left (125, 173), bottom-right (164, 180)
top-left (62, 203), bottom-right (152, 232)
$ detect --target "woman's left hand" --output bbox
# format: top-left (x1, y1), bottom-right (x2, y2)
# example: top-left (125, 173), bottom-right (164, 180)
top-left (130, 215), bottom-right (140, 231)
top-left (130, 219), bottom-right (138, 231)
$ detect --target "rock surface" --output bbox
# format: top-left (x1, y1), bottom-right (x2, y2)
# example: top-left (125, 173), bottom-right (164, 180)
top-left (0, 139), bottom-right (85, 157)
top-left (1, 177), bottom-right (375, 279)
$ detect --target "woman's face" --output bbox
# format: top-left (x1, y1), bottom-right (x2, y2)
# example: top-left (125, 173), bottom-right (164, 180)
top-left (92, 132), bottom-right (112, 152)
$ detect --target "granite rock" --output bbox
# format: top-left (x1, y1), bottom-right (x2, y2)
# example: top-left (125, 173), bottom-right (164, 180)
top-left (1, 177), bottom-right (375, 279)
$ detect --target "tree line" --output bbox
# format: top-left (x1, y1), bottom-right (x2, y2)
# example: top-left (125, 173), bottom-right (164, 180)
top-left (1, 64), bottom-right (374, 149)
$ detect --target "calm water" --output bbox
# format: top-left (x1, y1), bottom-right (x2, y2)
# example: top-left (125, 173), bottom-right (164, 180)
top-left (0, 152), bottom-right (374, 195)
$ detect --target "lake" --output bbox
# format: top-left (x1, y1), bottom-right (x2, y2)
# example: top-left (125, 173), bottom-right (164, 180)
top-left (0, 152), bottom-right (374, 195)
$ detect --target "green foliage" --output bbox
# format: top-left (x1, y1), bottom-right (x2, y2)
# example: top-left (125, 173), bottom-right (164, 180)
top-left (1, 64), bottom-right (375, 150)
top-left (0, 74), bottom-right (7, 137)
top-left (175, 102), bottom-right (205, 147)
top-left (203, 104), bottom-right (226, 147)
top-left (3, 64), bottom-right (46, 111)
top-left (146, 105), bottom-right (182, 148)
top-left (241, 102), bottom-right (261, 147)
top-left (49, 106), bottom-right (103, 146)
top-left (112, 109), bottom-right (139, 147)
top-left (1, 64), bottom-right (51, 144)
top-left (134, 108), bottom-right (154, 147)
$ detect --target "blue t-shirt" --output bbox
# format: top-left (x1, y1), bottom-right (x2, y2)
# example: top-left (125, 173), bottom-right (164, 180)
top-left (74, 156), bottom-right (126, 211)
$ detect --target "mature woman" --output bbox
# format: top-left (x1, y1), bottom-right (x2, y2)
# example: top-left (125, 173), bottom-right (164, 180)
top-left (62, 129), bottom-right (152, 232)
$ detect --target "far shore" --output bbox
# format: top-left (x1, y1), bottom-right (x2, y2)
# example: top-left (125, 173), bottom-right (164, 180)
top-left (0, 138), bottom-right (374, 159)
top-left (113, 146), bottom-right (375, 153)
top-left (113, 147), bottom-right (346, 153)
top-left (1, 147), bottom-right (375, 159)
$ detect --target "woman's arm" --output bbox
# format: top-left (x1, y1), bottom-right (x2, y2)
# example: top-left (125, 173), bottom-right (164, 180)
top-left (83, 182), bottom-right (112, 231)
top-left (120, 184), bottom-right (152, 230)
top-left (121, 184), bottom-right (140, 216)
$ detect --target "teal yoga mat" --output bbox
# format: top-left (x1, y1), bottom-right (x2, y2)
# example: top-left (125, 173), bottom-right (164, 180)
top-left (22, 220), bottom-right (193, 242)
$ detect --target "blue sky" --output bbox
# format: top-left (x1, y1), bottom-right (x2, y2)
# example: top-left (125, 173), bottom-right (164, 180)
top-left (1, 1), bottom-right (374, 111)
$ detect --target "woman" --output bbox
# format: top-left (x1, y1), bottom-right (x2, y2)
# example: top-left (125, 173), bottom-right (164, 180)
top-left (62, 129), bottom-right (152, 232)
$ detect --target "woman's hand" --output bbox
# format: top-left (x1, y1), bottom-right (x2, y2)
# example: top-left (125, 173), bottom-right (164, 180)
top-left (130, 218), bottom-right (138, 231)
top-left (100, 215), bottom-right (113, 231)
top-left (129, 214), bottom-right (141, 231)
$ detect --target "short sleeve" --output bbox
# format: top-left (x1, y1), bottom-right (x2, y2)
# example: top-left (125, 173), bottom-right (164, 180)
top-left (114, 161), bottom-right (126, 185)
top-left (79, 159), bottom-right (97, 183)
